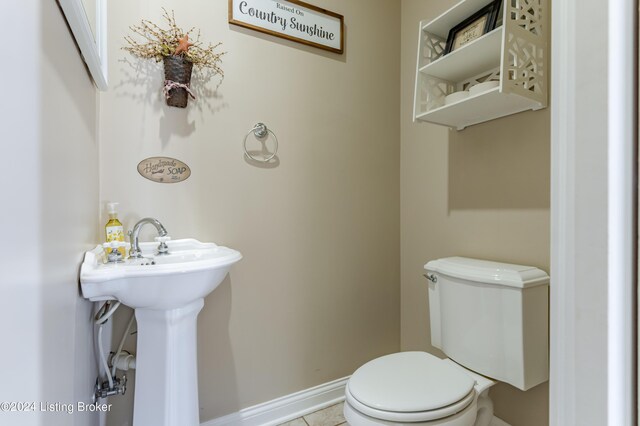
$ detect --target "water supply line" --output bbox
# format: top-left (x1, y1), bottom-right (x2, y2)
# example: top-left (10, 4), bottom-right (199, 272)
top-left (96, 301), bottom-right (120, 325)
top-left (95, 301), bottom-right (121, 390)
top-left (93, 301), bottom-right (137, 400)
top-left (111, 311), bottom-right (136, 377)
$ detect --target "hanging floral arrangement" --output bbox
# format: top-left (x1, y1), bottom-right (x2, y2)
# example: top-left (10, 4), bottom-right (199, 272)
top-left (123, 9), bottom-right (225, 108)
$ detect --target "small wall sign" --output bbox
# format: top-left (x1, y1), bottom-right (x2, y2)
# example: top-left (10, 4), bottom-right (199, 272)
top-left (137, 157), bottom-right (191, 184)
top-left (229, 0), bottom-right (344, 54)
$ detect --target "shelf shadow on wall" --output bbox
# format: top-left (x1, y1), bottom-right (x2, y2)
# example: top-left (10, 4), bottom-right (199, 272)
top-left (447, 109), bottom-right (550, 211)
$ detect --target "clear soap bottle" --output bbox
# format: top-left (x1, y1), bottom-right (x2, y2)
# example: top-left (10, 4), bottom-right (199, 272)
top-left (105, 202), bottom-right (126, 258)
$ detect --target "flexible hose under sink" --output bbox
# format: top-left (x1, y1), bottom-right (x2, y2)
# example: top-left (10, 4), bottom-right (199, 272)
top-left (95, 301), bottom-right (121, 391)
top-left (111, 312), bottom-right (136, 377)
top-left (97, 325), bottom-right (113, 390)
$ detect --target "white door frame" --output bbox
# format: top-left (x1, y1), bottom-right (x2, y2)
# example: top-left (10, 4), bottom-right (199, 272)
top-left (550, 0), bottom-right (637, 424)
top-left (607, 0), bottom-right (636, 424)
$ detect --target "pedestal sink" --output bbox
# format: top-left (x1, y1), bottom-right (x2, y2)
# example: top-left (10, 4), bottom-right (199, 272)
top-left (80, 239), bottom-right (242, 426)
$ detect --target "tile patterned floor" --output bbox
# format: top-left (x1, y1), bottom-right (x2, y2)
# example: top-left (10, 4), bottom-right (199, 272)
top-left (278, 402), bottom-right (349, 426)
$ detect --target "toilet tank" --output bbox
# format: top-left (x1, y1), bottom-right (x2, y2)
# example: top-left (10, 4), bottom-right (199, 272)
top-left (425, 257), bottom-right (549, 391)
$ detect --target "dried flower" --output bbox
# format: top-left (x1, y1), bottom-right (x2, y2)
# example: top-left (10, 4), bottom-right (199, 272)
top-left (123, 8), bottom-right (225, 76)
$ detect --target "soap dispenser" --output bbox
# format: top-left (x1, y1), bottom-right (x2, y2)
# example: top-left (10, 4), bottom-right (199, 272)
top-left (105, 202), bottom-right (126, 258)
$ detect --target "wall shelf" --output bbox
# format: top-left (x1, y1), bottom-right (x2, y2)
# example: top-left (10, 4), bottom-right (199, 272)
top-left (422, 0), bottom-right (501, 37)
top-left (413, 0), bottom-right (549, 130)
top-left (418, 27), bottom-right (502, 82)
top-left (415, 87), bottom-right (544, 130)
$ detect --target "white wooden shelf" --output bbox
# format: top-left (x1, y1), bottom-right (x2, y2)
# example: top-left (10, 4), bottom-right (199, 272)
top-left (422, 0), bottom-right (499, 38)
top-left (413, 0), bottom-right (549, 130)
top-left (415, 87), bottom-right (544, 130)
top-left (419, 27), bottom-right (502, 82)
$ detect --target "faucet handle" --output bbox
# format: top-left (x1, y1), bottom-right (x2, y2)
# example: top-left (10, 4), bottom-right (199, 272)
top-left (102, 241), bottom-right (131, 263)
top-left (155, 236), bottom-right (171, 255)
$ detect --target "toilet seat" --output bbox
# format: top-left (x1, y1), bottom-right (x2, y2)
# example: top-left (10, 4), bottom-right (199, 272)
top-left (346, 383), bottom-right (475, 423)
top-left (346, 352), bottom-right (476, 422)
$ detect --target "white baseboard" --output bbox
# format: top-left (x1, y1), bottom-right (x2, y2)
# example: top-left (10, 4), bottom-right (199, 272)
top-left (202, 375), bottom-right (511, 426)
top-left (202, 376), bottom-right (349, 426)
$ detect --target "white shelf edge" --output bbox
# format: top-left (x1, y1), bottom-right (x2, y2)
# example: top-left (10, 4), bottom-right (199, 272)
top-left (421, 0), bottom-right (467, 33)
top-left (417, 86), bottom-right (501, 118)
top-left (454, 104), bottom-right (537, 130)
top-left (418, 27), bottom-right (502, 77)
top-left (415, 87), bottom-right (544, 130)
top-left (421, 0), bottom-right (499, 38)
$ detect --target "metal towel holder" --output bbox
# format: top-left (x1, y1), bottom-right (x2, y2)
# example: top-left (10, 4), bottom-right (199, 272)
top-left (243, 123), bottom-right (278, 163)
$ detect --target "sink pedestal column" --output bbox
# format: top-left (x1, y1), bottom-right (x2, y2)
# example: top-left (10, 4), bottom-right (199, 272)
top-left (133, 298), bottom-right (204, 426)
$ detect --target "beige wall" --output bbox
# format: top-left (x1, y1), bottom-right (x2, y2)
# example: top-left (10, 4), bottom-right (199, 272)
top-left (99, 0), bottom-right (400, 423)
top-left (0, 2), bottom-right (100, 426)
top-left (400, 1), bottom-right (550, 426)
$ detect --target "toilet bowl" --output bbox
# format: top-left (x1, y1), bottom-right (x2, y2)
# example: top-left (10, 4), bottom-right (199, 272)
top-left (344, 352), bottom-right (495, 426)
top-left (344, 257), bottom-right (550, 426)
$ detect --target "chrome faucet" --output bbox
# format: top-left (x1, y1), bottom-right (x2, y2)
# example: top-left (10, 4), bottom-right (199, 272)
top-left (128, 218), bottom-right (170, 259)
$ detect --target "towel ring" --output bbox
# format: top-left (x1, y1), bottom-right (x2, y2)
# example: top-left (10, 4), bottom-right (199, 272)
top-left (244, 123), bottom-right (278, 163)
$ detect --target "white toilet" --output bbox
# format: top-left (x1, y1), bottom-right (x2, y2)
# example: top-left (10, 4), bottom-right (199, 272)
top-left (344, 257), bottom-right (549, 426)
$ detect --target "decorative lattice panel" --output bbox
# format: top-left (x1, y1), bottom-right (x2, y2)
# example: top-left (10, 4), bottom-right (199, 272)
top-left (509, 0), bottom-right (544, 36)
top-left (422, 32), bottom-right (446, 66)
top-left (503, 0), bottom-right (547, 104)
top-left (504, 34), bottom-right (545, 100)
top-left (424, 77), bottom-right (453, 111)
top-left (459, 68), bottom-right (501, 92)
top-left (415, 79), bottom-right (429, 115)
top-left (415, 76), bottom-right (453, 114)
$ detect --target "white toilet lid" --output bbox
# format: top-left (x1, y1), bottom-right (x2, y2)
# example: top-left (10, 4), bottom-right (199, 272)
top-left (348, 352), bottom-right (475, 413)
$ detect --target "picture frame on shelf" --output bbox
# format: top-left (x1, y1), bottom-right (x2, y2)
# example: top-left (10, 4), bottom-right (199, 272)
top-left (444, 0), bottom-right (501, 55)
top-left (495, 0), bottom-right (504, 28)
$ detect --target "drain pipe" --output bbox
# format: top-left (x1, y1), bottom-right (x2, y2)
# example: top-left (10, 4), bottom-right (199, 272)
top-left (112, 352), bottom-right (136, 371)
top-left (111, 311), bottom-right (136, 377)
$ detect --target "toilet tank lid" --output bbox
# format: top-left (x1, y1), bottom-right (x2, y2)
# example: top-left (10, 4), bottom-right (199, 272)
top-left (424, 257), bottom-right (549, 289)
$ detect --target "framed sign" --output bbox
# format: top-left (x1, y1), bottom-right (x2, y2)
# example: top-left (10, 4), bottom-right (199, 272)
top-left (444, 0), bottom-right (501, 54)
top-left (229, 0), bottom-right (344, 54)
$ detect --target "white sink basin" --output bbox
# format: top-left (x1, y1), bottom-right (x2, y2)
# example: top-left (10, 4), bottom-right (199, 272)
top-left (81, 238), bottom-right (242, 309)
top-left (80, 238), bottom-right (241, 426)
